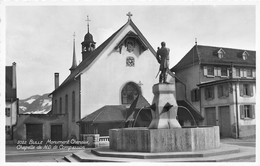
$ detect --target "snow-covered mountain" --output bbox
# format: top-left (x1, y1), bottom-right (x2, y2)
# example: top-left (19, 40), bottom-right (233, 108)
top-left (19, 94), bottom-right (52, 114)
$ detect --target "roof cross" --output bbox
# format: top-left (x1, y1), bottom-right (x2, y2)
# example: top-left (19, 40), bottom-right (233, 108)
top-left (85, 15), bottom-right (91, 32)
top-left (126, 12), bottom-right (133, 20)
top-left (73, 32), bottom-right (76, 40)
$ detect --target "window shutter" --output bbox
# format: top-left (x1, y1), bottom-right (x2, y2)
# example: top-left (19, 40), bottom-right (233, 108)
top-left (243, 70), bottom-right (247, 77)
top-left (225, 84), bottom-right (229, 97)
top-left (212, 87), bottom-right (215, 99)
top-left (217, 67), bottom-right (221, 76)
top-left (203, 66), bottom-right (207, 76)
top-left (251, 105), bottom-right (255, 119)
top-left (191, 90), bottom-right (195, 102)
top-left (239, 84), bottom-right (244, 97)
top-left (252, 69), bottom-right (256, 78)
top-left (240, 69), bottom-right (243, 77)
top-left (218, 85), bottom-right (221, 98)
top-left (205, 88), bottom-right (208, 100)
top-left (196, 89), bottom-right (200, 101)
top-left (240, 105), bottom-right (245, 119)
top-left (214, 67), bottom-right (218, 76)
top-left (249, 84), bottom-right (253, 97)
top-left (233, 68), bottom-right (236, 78)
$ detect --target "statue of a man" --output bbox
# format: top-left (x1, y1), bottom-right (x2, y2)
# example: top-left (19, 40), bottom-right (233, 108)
top-left (156, 42), bottom-right (170, 83)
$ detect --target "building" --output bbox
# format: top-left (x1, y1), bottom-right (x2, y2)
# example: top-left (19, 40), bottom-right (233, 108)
top-left (5, 62), bottom-right (19, 141)
top-left (49, 14), bottom-right (160, 140)
top-left (171, 44), bottom-right (256, 138)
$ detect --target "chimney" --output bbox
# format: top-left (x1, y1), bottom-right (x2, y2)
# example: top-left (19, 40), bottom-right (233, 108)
top-left (54, 73), bottom-right (59, 89)
top-left (12, 62), bottom-right (16, 89)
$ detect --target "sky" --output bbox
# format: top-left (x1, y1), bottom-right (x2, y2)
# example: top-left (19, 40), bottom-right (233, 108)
top-left (3, 1), bottom-right (257, 99)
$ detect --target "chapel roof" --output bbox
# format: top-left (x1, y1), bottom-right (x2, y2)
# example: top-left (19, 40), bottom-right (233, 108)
top-left (171, 45), bottom-right (256, 72)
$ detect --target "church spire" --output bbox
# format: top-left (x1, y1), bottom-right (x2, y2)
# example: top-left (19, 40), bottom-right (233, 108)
top-left (70, 32), bottom-right (77, 72)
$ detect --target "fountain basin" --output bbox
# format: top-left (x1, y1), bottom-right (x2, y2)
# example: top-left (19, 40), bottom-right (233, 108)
top-left (109, 126), bottom-right (220, 153)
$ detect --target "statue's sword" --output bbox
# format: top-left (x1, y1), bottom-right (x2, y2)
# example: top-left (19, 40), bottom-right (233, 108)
top-left (155, 68), bottom-right (175, 78)
top-left (155, 70), bottom-right (161, 78)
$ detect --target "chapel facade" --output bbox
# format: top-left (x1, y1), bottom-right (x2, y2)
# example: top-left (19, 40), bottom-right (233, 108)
top-left (49, 13), bottom-right (159, 139)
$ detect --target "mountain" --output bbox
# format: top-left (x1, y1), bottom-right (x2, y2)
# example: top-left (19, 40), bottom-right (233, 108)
top-left (19, 94), bottom-right (52, 114)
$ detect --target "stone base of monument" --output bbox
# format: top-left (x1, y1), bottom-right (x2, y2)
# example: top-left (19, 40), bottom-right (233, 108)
top-left (109, 126), bottom-right (220, 153)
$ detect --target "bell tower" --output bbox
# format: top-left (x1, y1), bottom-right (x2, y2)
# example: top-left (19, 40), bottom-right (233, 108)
top-left (81, 15), bottom-right (96, 61)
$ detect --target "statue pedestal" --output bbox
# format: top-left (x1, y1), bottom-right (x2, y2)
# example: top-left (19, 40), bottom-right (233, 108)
top-left (149, 83), bottom-right (181, 129)
top-left (109, 127), bottom-right (220, 152)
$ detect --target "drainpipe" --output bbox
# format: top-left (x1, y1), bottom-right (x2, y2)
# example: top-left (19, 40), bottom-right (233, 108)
top-left (235, 80), bottom-right (239, 138)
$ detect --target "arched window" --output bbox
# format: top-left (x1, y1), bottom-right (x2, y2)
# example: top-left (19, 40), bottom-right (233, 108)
top-left (72, 91), bottom-right (75, 122)
top-left (65, 94), bottom-right (68, 114)
top-left (121, 82), bottom-right (140, 105)
top-left (59, 97), bottom-right (62, 114)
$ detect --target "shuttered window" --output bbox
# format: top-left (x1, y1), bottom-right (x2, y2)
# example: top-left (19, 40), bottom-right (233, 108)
top-left (205, 86), bottom-right (214, 100)
top-left (240, 105), bottom-right (255, 119)
top-left (221, 67), bottom-right (228, 77)
top-left (240, 83), bottom-right (253, 97)
top-left (247, 69), bottom-right (253, 77)
top-left (235, 68), bottom-right (240, 77)
top-left (218, 84), bottom-right (229, 98)
top-left (191, 88), bottom-right (200, 102)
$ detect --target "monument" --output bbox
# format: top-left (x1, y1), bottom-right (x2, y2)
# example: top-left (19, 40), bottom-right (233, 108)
top-left (109, 42), bottom-right (220, 153)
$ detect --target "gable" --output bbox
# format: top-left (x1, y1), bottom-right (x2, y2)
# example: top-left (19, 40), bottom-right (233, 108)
top-left (50, 19), bottom-right (156, 95)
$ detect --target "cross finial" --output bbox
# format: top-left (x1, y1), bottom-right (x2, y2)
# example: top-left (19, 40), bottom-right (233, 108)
top-left (73, 32), bottom-right (76, 40)
top-left (85, 15), bottom-right (91, 33)
top-left (195, 38), bottom-right (197, 45)
top-left (126, 12), bottom-right (133, 20)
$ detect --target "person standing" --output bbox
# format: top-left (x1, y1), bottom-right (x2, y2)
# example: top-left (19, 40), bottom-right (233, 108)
top-left (156, 41), bottom-right (170, 83)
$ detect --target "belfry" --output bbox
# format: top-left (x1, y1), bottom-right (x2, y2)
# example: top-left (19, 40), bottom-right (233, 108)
top-left (81, 15), bottom-right (96, 61)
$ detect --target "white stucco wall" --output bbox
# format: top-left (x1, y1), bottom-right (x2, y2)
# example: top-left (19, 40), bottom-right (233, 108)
top-left (6, 100), bottom-right (18, 126)
top-left (175, 64), bottom-right (200, 110)
top-left (80, 26), bottom-right (159, 117)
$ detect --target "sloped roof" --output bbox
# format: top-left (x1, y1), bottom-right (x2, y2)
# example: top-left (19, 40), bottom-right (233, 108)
top-left (50, 19), bottom-right (156, 95)
top-left (6, 66), bottom-right (17, 100)
top-left (177, 100), bottom-right (203, 121)
top-left (171, 45), bottom-right (256, 71)
top-left (126, 94), bottom-right (151, 121)
top-left (78, 105), bottom-right (127, 124)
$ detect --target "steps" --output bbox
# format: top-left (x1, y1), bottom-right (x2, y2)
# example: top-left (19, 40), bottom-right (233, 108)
top-left (64, 144), bottom-right (255, 162)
